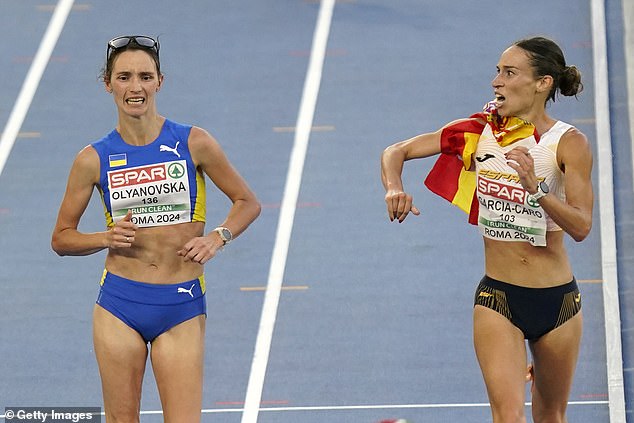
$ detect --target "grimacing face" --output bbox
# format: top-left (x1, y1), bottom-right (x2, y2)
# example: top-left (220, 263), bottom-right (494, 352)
top-left (105, 49), bottom-right (163, 118)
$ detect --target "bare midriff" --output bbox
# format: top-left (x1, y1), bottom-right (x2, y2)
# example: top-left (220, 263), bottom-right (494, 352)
top-left (105, 221), bottom-right (206, 284)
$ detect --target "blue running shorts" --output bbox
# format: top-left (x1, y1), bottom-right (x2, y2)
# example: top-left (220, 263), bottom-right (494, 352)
top-left (96, 271), bottom-right (207, 343)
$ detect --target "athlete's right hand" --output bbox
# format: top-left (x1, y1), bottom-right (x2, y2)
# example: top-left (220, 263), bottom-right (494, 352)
top-left (106, 210), bottom-right (138, 248)
top-left (385, 190), bottom-right (420, 223)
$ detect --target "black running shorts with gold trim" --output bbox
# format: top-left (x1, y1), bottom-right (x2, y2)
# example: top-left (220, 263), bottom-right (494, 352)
top-left (474, 275), bottom-right (581, 340)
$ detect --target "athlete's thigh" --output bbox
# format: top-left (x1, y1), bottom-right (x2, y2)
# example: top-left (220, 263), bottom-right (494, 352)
top-left (529, 311), bottom-right (583, 410)
top-left (93, 304), bottom-right (148, 419)
top-left (473, 305), bottom-right (528, 407)
top-left (150, 315), bottom-right (206, 423)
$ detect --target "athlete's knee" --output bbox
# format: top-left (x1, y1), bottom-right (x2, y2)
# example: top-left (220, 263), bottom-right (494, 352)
top-left (531, 402), bottom-right (567, 423)
top-left (104, 409), bottom-right (140, 423)
top-left (532, 413), bottom-right (567, 423)
top-left (490, 402), bottom-right (526, 423)
top-left (531, 381), bottom-right (569, 422)
top-left (163, 408), bottom-right (201, 423)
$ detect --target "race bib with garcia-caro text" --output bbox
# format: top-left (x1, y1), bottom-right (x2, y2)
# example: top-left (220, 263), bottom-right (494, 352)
top-left (476, 170), bottom-right (547, 246)
top-left (107, 160), bottom-right (191, 227)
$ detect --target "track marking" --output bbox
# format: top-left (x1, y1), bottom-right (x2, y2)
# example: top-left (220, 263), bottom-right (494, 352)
top-left (240, 1), bottom-right (335, 422)
top-left (571, 118), bottom-right (596, 125)
top-left (2, 400), bottom-right (605, 419)
top-left (17, 132), bottom-right (42, 139)
top-left (623, 0), bottom-right (634, 186)
top-left (0, 0), bottom-right (74, 178)
top-left (590, 0), bottom-right (626, 421)
top-left (239, 400), bottom-right (609, 412)
top-left (216, 400), bottom-right (289, 406)
top-left (36, 3), bottom-right (90, 11)
top-left (273, 125), bottom-right (335, 132)
top-left (289, 48), bottom-right (347, 57)
top-left (577, 279), bottom-right (603, 284)
top-left (261, 201), bottom-right (322, 209)
top-left (13, 55), bottom-right (69, 64)
top-left (240, 286), bottom-right (309, 292)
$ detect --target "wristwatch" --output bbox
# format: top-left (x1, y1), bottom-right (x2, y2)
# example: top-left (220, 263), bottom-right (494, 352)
top-left (530, 181), bottom-right (549, 201)
top-left (213, 227), bottom-right (233, 245)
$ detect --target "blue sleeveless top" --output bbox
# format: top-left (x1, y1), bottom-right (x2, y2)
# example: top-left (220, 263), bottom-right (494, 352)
top-left (91, 119), bottom-right (206, 228)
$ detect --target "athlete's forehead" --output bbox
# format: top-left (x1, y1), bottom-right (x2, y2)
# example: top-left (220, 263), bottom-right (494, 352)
top-left (496, 46), bottom-right (532, 71)
top-left (111, 49), bottom-right (159, 75)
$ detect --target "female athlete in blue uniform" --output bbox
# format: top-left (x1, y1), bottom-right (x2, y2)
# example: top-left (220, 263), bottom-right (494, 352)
top-left (52, 35), bottom-right (261, 422)
top-left (381, 36), bottom-right (592, 423)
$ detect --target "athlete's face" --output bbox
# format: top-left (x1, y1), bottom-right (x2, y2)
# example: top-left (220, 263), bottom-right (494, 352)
top-left (491, 46), bottom-right (551, 119)
top-left (105, 50), bottom-right (163, 118)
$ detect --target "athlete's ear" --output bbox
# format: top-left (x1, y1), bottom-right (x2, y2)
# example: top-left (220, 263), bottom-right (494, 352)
top-left (156, 74), bottom-right (164, 92)
top-left (537, 75), bottom-right (553, 94)
top-left (104, 78), bottom-right (113, 94)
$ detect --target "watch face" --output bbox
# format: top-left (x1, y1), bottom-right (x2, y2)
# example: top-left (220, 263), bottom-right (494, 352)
top-left (220, 228), bottom-right (232, 241)
top-left (539, 181), bottom-right (549, 194)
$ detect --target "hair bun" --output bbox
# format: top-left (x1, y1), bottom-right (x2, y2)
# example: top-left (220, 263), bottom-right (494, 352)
top-left (560, 65), bottom-right (583, 97)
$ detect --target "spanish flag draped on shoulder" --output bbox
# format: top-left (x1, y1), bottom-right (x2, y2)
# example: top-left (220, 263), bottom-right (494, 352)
top-left (423, 101), bottom-right (539, 225)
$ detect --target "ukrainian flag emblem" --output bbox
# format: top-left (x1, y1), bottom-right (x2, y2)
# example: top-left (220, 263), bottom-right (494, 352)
top-left (109, 153), bottom-right (127, 168)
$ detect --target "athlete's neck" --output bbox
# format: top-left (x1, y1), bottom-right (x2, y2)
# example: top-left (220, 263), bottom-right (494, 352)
top-left (517, 110), bottom-right (556, 137)
top-left (117, 114), bottom-right (165, 146)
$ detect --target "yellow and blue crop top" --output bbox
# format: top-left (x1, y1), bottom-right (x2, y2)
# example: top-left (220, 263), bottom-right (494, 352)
top-left (91, 119), bottom-right (206, 228)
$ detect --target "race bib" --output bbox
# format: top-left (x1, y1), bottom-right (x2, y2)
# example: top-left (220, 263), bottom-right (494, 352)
top-left (107, 160), bottom-right (191, 227)
top-left (476, 172), bottom-right (547, 246)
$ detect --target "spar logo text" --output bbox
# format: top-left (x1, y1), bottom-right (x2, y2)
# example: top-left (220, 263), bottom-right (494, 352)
top-left (477, 178), bottom-right (527, 205)
top-left (109, 164), bottom-right (166, 189)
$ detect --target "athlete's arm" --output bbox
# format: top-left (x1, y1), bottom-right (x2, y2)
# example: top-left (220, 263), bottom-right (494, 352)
top-left (177, 127), bottom-right (261, 263)
top-left (51, 146), bottom-right (137, 255)
top-left (547, 129), bottom-right (593, 241)
top-left (505, 129), bottom-right (593, 242)
top-left (381, 126), bottom-right (446, 222)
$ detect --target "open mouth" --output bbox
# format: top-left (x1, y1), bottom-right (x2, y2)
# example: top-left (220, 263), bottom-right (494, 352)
top-left (494, 94), bottom-right (506, 106)
top-left (126, 97), bottom-right (145, 105)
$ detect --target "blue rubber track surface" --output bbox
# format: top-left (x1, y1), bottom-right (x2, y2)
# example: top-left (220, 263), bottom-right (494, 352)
top-left (0, 1), bottom-right (630, 422)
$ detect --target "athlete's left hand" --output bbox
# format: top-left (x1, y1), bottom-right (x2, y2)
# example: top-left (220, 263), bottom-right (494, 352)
top-left (505, 146), bottom-right (539, 194)
top-left (177, 235), bottom-right (224, 264)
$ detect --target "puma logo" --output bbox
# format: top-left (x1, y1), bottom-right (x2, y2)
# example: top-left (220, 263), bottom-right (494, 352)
top-left (476, 153), bottom-right (495, 163)
top-left (160, 141), bottom-right (181, 158)
top-left (177, 283), bottom-right (195, 298)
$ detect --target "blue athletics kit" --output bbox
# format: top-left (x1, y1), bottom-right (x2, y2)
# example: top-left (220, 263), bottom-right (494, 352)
top-left (92, 119), bottom-right (207, 342)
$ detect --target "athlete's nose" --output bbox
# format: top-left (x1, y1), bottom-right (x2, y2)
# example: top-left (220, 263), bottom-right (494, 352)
top-left (130, 76), bottom-right (143, 92)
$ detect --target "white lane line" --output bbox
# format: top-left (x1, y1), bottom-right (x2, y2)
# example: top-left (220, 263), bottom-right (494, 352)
top-left (0, 0), bottom-right (75, 177)
top-left (624, 0), bottom-right (634, 186)
top-left (249, 400), bottom-right (609, 412)
top-left (590, 0), bottom-right (626, 422)
top-left (239, 1), bottom-right (335, 422)
top-left (1, 399), bottom-right (609, 419)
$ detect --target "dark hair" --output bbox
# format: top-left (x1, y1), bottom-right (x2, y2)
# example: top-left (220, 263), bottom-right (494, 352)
top-left (99, 36), bottom-right (161, 82)
top-left (514, 36), bottom-right (583, 102)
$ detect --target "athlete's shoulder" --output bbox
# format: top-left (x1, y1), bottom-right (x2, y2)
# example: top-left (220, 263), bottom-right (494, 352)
top-left (161, 118), bottom-right (194, 145)
top-left (71, 144), bottom-right (100, 181)
top-left (187, 125), bottom-right (219, 145)
top-left (90, 129), bottom-right (118, 149)
top-left (163, 118), bottom-right (192, 132)
top-left (557, 124), bottom-right (592, 170)
top-left (559, 125), bottom-right (590, 151)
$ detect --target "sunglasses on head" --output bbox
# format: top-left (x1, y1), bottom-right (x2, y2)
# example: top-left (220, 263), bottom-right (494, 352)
top-left (107, 35), bottom-right (159, 60)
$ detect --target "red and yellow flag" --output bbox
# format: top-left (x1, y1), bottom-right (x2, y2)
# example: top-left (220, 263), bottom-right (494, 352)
top-left (424, 102), bottom-right (538, 225)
